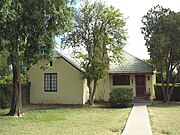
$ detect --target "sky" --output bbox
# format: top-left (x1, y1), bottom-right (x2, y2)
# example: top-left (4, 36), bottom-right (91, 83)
top-left (101, 0), bottom-right (180, 59)
top-left (56, 0), bottom-right (180, 60)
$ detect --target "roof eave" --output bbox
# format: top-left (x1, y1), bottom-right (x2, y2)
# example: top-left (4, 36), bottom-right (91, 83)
top-left (60, 56), bottom-right (84, 72)
top-left (108, 71), bottom-right (155, 74)
top-left (55, 51), bottom-right (84, 72)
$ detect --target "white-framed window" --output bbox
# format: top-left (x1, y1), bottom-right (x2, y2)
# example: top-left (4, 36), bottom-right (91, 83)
top-left (44, 73), bottom-right (57, 92)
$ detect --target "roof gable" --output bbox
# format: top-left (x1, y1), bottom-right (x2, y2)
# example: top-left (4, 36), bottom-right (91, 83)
top-left (56, 51), bottom-right (83, 72)
top-left (56, 50), bottom-right (154, 74)
top-left (109, 50), bottom-right (155, 74)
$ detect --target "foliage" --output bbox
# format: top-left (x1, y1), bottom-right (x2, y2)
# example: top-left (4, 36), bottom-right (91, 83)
top-left (0, 84), bottom-right (12, 109)
top-left (154, 84), bottom-right (180, 101)
top-left (0, 0), bottom-right (74, 66)
top-left (0, 0), bottom-right (74, 116)
top-left (0, 76), bottom-right (12, 84)
top-left (109, 88), bottom-right (133, 108)
top-left (61, 0), bottom-right (127, 104)
top-left (141, 5), bottom-right (180, 103)
top-left (0, 74), bottom-right (28, 84)
top-left (0, 49), bottom-right (11, 77)
top-left (156, 71), bottom-right (179, 84)
top-left (156, 72), bottom-right (165, 83)
top-left (0, 84), bottom-right (11, 109)
top-left (0, 82), bottom-right (30, 109)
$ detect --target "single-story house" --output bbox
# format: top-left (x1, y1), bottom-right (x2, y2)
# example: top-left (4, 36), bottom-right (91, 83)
top-left (28, 50), bottom-right (156, 105)
top-left (29, 52), bottom-right (88, 104)
top-left (95, 50), bottom-right (156, 101)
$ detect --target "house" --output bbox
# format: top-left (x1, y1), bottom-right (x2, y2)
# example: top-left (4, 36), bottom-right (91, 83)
top-left (29, 52), bottom-right (88, 105)
top-left (28, 50), bottom-right (156, 105)
top-left (95, 50), bottom-right (156, 101)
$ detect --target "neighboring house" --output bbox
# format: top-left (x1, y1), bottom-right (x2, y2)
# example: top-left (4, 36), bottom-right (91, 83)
top-left (29, 50), bottom-right (156, 105)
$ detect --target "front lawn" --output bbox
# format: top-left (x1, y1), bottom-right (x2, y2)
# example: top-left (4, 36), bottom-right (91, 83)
top-left (148, 103), bottom-right (180, 135)
top-left (0, 105), bottom-right (131, 135)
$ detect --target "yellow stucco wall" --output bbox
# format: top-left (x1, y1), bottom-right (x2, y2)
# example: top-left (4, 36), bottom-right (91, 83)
top-left (95, 73), bottom-right (156, 101)
top-left (95, 74), bottom-right (135, 101)
top-left (151, 73), bottom-right (156, 99)
top-left (28, 58), bottom-right (86, 104)
top-left (95, 76), bottom-right (111, 101)
top-left (145, 74), bottom-right (153, 99)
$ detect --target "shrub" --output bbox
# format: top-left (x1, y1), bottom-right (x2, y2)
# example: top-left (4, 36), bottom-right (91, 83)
top-left (0, 84), bottom-right (12, 109)
top-left (0, 82), bottom-right (30, 109)
top-left (0, 74), bottom-right (28, 84)
top-left (0, 94), bottom-right (11, 109)
top-left (109, 88), bottom-right (133, 108)
top-left (154, 84), bottom-right (180, 101)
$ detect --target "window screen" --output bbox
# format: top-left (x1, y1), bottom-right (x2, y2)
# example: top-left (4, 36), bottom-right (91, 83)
top-left (113, 75), bottom-right (130, 85)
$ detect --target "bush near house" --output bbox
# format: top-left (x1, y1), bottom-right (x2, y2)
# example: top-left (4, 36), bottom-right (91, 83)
top-left (109, 88), bottom-right (133, 108)
top-left (0, 82), bottom-right (30, 108)
top-left (154, 84), bottom-right (180, 101)
top-left (0, 84), bottom-right (11, 109)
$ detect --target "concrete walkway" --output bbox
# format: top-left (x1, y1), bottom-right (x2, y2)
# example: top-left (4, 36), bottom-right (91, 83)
top-left (121, 103), bottom-right (152, 135)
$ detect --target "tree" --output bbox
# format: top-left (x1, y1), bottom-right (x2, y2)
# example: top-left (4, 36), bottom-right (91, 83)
top-left (0, 51), bottom-right (11, 77)
top-left (0, 0), bottom-right (74, 116)
top-left (141, 5), bottom-right (180, 103)
top-left (61, 0), bottom-right (127, 104)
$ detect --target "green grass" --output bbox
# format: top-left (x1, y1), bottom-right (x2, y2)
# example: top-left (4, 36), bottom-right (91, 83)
top-left (0, 105), bottom-right (131, 135)
top-left (148, 103), bottom-right (180, 135)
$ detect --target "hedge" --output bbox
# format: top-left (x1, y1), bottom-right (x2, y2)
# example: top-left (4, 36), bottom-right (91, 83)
top-left (109, 88), bottom-right (133, 108)
top-left (154, 84), bottom-right (180, 101)
top-left (0, 82), bottom-right (30, 109)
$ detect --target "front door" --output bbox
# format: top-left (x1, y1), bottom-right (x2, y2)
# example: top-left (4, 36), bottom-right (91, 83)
top-left (135, 75), bottom-right (146, 97)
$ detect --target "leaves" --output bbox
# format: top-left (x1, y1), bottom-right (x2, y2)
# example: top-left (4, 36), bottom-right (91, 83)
top-left (0, 0), bottom-right (74, 114)
top-left (141, 5), bottom-right (180, 69)
top-left (61, 0), bottom-right (127, 103)
top-left (61, 0), bottom-right (126, 80)
top-left (141, 5), bottom-right (180, 102)
top-left (0, 0), bottom-right (74, 67)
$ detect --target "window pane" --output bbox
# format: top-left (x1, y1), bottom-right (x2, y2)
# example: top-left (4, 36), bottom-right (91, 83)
top-left (44, 73), bottom-right (57, 92)
top-left (44, 74), bottom-right (50, 91)
top-left (113, 75), bottom-right (130, 85)
top-left (51, 74), bottom-right (57, 91)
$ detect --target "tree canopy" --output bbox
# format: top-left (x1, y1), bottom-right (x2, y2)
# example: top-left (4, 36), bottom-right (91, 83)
top-left (141, 5), bottom-right (180, 102)
top-left (61, 0), bottom-right (127, 104)
top-left (0, 0), bottom-right (74, 116)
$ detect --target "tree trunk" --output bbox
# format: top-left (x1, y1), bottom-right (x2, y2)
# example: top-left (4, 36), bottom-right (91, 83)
top-left (7, 37), bottom-right (22, 116)
top-left (165, 65), bottom-right (171, 103)
top-left (167, 71), bottom-right (180, 103)
top-left (7, 65), bottom-right (22, 116)
top-left (88, 80), bottom-right (97, 105)
top-left (160, 69), bottom-right (168, 102)
top-left (87, 79), bottom-right (93, 105)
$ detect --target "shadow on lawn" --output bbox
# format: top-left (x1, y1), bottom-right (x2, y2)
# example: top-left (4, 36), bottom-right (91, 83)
top-left (0, 101), bottom-right (131, 116)
top-left (0, 109), bottom-right (9, 116)
top-left (148, 102), bottom-right (180, 108)
top-left (25, 102), bottom-right (119, 110)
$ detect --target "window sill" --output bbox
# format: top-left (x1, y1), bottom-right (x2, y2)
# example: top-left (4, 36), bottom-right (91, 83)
top-left (44, 90), bottom-right (57, 92)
